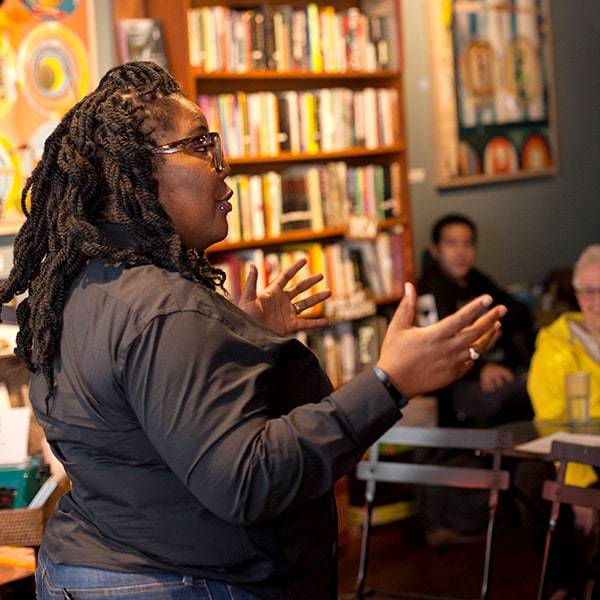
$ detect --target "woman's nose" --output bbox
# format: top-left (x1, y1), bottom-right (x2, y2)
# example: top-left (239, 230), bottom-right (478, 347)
top-left (219, 159), bottom-right (231, 178)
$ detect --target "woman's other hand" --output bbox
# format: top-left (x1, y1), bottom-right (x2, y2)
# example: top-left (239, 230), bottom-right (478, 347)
top-left (238, 259), bottom-right (331, 336)
top-left (377, 282), bottom-right (506, 399)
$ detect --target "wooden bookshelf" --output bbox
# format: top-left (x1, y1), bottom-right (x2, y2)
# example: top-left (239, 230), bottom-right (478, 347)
top-left (116, 0), bottom-right (414, 383)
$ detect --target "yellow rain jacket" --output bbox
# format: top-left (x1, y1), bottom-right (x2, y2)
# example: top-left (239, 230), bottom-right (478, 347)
top-left (528, 312), bottom-right (600, 486)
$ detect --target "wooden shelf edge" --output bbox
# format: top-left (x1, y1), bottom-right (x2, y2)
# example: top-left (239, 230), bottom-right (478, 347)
top-left (192, 68), bottom-right (402, 80)
top-left (228, 144), bottom-right (406, 166)
top-left (209, 217), bottom-right (409, 253)
top-left (436, 167), bottom-right (557, 189)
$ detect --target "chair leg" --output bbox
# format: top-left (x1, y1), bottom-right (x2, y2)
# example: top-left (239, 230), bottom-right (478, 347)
top-left (356, 502), bottom-right (373, 597)
top-left (537, 516), bottom-right (558, 600)
top-left (480, 507), bottom-right (496, 600)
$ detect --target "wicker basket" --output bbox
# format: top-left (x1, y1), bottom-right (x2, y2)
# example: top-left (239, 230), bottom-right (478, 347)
top-left (0, 476), bottom-right (69, 547)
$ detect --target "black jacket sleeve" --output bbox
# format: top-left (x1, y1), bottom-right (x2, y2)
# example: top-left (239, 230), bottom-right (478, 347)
top-left (123, 310), bottom-right (400, 525)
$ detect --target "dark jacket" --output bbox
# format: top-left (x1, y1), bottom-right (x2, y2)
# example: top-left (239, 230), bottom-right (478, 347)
top-left (30, 224), bottom-right (400, 599)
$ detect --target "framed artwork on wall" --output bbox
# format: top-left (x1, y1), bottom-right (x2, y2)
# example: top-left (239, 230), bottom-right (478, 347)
top-left (429, 0), bottom-right (557, 188)
top-left (0, 0), bottom-right (95, 231)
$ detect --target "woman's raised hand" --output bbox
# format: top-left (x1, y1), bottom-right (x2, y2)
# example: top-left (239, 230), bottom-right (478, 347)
top-left (238, 259), bottom-right (331, 336)
top-left (377, 282), bottom-right (506, 399)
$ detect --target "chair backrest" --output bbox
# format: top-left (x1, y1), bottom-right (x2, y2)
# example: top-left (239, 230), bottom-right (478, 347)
top-left (356, 426), bottom-right (513, 502)
top-left (537, 440), bottom-right (600, 600)
top-left (542, 441), bottom-right (600, 511)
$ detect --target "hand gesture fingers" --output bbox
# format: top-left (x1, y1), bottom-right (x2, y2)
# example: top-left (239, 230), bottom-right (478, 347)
top-left (468, 324), bottom-right (502, 360)
top-left (433, 294), bottom-right (494, 338)
top-left (378, 290), bottom-right (508, 398)
top-left (385, 283), bottom-right (417, 334)
top-left (292, 290), bottom-right (331, 315)
top-left (294, 316), bottom-right (330, 331)
top-left (448, 304), bottom-right (506, 351)
top-left (238, 264), bottom-right (258, 305)
top-left (273, 258), bottom-right (308, 291)
top-left (237, 257), bottom-right (330, 336)
top-left (287, 273), bottom-right (325, 298)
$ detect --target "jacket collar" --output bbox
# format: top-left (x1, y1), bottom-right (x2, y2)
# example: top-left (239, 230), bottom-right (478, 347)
top-left (96, 222), bottom-right (141, 251)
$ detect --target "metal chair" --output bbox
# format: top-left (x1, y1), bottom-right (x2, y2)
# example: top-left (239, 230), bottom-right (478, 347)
top-left (537, 440), bottom-right (600, 600)
top-left (355, 426), bottom-right (513, 600)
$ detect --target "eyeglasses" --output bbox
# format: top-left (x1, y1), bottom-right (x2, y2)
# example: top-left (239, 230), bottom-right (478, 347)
top-left (149, 131), bottom-right (225, 172)
top-left (575, 287), bottom-right (600, 299)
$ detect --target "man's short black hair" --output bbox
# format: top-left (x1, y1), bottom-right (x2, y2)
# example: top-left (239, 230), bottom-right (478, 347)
top-left (432, 214), bottom-right (478, 245)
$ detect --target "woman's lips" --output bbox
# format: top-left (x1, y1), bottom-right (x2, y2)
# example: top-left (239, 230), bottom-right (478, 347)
top-left (217, 189), bottom-right (233, 212)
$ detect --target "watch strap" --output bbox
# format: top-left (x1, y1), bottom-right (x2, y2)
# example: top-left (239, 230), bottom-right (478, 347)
top-left (372, 366), bottom-right (409, 410)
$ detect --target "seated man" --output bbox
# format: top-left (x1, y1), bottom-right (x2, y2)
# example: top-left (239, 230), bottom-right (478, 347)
top-left (415, 215), bottom-right (534, 545)
top-left (418, 213), bottom-right (534, 427)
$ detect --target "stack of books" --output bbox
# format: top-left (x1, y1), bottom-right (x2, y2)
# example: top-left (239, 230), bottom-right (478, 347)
top-left (188, 4), bottom-right (392, 73)
top-left (225, 161), bottom-right (402, 242)
top-left (198, 87), bottom-right (400, 158)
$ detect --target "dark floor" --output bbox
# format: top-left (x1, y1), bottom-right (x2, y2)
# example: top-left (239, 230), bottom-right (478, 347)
top-left (0, 519), bottom-right (551, 600)
top-left (338, 517), bottom-right (541, 599)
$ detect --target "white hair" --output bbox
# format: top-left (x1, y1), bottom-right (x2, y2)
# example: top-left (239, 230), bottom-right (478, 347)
top-left (573, 244), bottom-right (600, 288)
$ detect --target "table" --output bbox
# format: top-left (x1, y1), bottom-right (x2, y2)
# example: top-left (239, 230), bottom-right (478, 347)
top-left (499, 419), bottom-right (600, 459)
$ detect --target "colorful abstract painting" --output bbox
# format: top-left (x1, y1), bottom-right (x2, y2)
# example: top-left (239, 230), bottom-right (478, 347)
top-left (430, 0), bottom-right (557, 187)
top-left (0, 0), bottom-right (91, 223)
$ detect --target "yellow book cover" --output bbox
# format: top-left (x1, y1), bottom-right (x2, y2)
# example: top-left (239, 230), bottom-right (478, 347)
top-left (304, 93), bottom-right (319, 154)
top-left (307, 3), bottom-right (323, 73)
top-left (320, 6), bottom-right (336, 72)
top-left (236, 91), bottom-right (249, 156)
top-left (307, 243), bottom-right (328, 309)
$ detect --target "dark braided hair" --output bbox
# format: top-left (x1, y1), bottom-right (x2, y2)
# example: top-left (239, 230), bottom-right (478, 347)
top-left (0, 61), bottom-right (225, 405)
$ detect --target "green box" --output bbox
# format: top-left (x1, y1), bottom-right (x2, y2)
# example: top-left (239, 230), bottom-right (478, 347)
top-left (0, 454), bottom-right (45, 508)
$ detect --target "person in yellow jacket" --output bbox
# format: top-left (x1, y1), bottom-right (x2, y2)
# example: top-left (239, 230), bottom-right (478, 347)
top-left (528, 244), bottom-right (600, 488)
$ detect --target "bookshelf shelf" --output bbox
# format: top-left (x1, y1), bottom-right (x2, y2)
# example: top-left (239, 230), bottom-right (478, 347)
top-left (191, 68), bottom-right (402, 81)
top-left (228, 145), bottom-right (406, 167)
top-left (208, 217), bottom-right (408, 253)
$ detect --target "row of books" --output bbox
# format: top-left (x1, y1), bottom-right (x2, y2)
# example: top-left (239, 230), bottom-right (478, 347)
top-left (188, 5), bottom-right (392, 73)
top-left (199, 87), bottom-right (400, 158)
top-left (225, 162), bottom-right (402, 242)
top-left (213, 232), bottom-right (405, 310)
top-left (297, 315), bottom-right (387, 388)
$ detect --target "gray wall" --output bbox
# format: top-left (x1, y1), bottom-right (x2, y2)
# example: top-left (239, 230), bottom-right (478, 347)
top-left (403, 0), bottom-right (600, 286)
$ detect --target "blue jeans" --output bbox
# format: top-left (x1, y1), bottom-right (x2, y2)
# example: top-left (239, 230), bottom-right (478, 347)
top-left (35, 547), bottom-right (262, 599)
